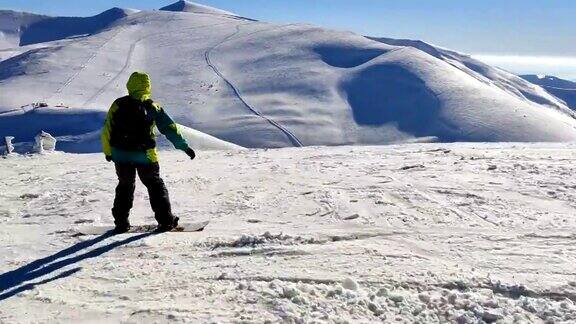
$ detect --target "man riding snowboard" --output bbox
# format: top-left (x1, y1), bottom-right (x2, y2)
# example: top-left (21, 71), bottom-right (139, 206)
top-left (101, 72), bottom-right (196, 234)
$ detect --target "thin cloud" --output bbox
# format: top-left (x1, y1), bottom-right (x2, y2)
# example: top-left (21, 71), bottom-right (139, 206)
top-left (473, 55), bottom-right (576, 80)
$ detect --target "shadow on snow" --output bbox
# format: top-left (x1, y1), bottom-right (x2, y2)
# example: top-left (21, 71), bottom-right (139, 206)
top-left (0, 232), bottom-right (154, 302)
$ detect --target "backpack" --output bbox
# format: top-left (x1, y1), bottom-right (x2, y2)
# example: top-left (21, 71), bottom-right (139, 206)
top-left (110, 96), bottom-right (157, 151)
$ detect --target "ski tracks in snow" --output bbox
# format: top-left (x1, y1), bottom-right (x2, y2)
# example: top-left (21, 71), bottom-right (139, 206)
top-left (43, 26), bottom-right (126, 105)
top-left (83, 21), bottom-right (233, 107)
top-left (2, 145), bottom-right (576, 322)
top-left (82, 37), bottom-right (138, 107)
top-left (387, 173), bottom-right (502, 227)
top-left (204, 24), bottom-right (304, 147)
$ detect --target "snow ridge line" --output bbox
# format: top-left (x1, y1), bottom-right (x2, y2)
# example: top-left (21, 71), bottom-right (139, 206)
top-left (204, 24), bottom-right (304, 147)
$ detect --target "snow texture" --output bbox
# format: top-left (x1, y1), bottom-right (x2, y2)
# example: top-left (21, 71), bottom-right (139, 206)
top-left (1, 144), bottom-right (576, 322)
top-left (32, 131), bottom-right (56, 153)
top-left (4, 136), bottom-right (14, 154)
top-left (2, 2), bottom-right (576, 150)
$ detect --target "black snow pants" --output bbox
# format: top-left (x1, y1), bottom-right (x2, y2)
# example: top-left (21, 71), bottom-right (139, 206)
top-left (112, 162), bottom-right (175, 227)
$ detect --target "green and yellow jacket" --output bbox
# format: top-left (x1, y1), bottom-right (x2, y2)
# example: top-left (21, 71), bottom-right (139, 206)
top-left (101, 72), bottom-right (190, 164)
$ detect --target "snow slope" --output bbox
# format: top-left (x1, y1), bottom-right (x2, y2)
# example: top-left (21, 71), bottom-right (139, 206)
top-left (0, 10), bottom-right (47, 49)
top-left (157, 123), bottom-right (242, 151)
top-left (0, 105), bottom-right (242, 153)
top-left (19, 8), bottom-right (137, 47)
top-left (369, 37), bottom-right (570, 111)
top-left (1, 144), bottom-right (576, 322)
top-left (522, 75), bottom-right (576, 110)
top-left (0, 11), bottom-right (48, 61)
top-left (0, 8), bottom-right (136, 49)
top-left (2, 2), bottom-right (576, 149)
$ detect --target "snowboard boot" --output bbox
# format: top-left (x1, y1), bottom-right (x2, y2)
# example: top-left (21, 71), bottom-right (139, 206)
top-left (155, 217), bottom-right (179, 233)
top-left (112, 224), bottom-right (131, 235)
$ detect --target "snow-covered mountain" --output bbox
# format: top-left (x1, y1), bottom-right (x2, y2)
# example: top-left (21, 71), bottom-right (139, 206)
top-left (2, 1), bottom-right (576, 151)
top-left (160, 0), bottom-right (237, 16)
top-left (521, 74), bottom-right (576, 110)
top-left (2, 4), bottom-right (575, 321)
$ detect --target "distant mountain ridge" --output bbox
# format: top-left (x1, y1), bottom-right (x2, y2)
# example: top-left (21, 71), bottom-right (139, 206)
top-left (0, 8), bottom-right (136, 49)
top-left (521, 74), bottom-right (576, 110)
top-left (0, 1), bottom-right (239, 50)
top-left (521, 75), bottom-right (576, 90)
top-left (20, 8), bottom-right (135, 46)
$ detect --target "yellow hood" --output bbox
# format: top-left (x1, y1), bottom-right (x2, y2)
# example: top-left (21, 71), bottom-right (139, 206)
top-left (127, 72), bottom-right (151, 100)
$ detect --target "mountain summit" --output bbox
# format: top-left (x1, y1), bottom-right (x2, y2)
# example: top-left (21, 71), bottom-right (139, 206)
top-left (160, 1), bottom-right (237, 16)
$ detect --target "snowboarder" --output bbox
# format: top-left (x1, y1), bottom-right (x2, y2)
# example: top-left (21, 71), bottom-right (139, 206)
top-left (101, 72), bottom-right (196, 234)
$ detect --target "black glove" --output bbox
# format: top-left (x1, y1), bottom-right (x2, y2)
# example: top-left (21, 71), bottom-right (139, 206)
top-left (106, 155), bottom-right (112, 162)
top-left (185, 148), bottom-right (196, 160)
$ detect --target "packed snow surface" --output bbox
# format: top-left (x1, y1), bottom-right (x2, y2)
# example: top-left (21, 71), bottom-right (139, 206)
top-left (1, 144), bottom-right (576, 323)
top-left (2, 2), bottom-right (576, 149)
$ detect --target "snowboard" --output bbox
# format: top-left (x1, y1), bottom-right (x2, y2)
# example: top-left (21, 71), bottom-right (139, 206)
top-left (77, 221), bottom-right (210, 236)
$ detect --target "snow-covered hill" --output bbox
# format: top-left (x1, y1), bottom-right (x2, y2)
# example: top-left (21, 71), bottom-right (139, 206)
top-left (1, 144), bottom-right (576, 322)
top-left (160, 0), bottom-right (237, 17)
top-left (1, 1), bottom-right (576, 150)
top-left (369, 38), bottom-right (569, 110)
top-left (522, 75), bottom-right (576, 110)
top-left (0, 10), bottom-right (46, 49)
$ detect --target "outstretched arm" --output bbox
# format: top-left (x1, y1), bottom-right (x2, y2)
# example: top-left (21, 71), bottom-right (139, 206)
top-left (151, 102), bottom-right (190, 152)
top-left (101, 102), bottom-right (119, 160)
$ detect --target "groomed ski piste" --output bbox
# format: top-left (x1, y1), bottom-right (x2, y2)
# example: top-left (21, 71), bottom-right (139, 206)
top-left (1, 144), bottom-right (576, 322)
top-left (1, 1), bottom-right (576, 323)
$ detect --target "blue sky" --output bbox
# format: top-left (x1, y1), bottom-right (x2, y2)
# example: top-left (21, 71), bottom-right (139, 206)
top-left (2, 0), bottom-right (575, 78)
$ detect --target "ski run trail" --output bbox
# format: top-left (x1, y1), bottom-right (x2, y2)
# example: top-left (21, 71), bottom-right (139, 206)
top-left (1, 143), bottom-right (576, 323)
top-left (203, 23), bottom-right (304, 148)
